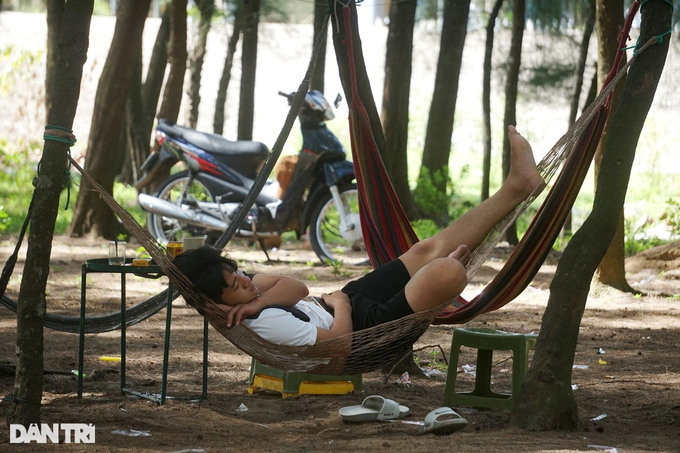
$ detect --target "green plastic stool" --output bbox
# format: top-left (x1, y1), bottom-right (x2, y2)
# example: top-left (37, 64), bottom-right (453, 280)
top-left (247, 358), bottom-right (362, 399)
top-left (443, 328), bottom-right (537, 410)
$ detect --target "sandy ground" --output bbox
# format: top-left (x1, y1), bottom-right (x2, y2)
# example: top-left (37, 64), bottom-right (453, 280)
top-left (0, 236), bottom-right (679, 452)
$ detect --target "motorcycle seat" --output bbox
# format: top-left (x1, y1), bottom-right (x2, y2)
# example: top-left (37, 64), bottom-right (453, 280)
top-left (158, 120), bottom-right (269, 157)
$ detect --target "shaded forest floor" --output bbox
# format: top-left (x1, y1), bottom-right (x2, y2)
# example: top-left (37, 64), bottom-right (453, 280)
top-left (0, 236), bottom-right (679, 452)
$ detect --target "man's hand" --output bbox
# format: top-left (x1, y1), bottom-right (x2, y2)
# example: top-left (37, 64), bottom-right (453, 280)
top-left (225, 297), bottom-right (263, 328)
top-left (322, 290), bottom-right (350, 311)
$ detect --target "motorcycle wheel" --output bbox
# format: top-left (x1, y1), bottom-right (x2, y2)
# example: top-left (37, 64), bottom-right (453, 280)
top-left (309, 184), bottom-right (370, 266)
top-left (148, 171), bottom-right (217, 245)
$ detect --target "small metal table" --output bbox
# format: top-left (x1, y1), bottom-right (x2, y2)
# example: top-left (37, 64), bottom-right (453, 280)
top-left (77, 258), bottom-right (208, 405)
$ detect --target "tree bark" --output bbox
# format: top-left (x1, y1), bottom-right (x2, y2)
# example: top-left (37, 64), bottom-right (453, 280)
top-left (563, 0), bottom-right (596, 236)
top-left (237, 0), bottom-right (259, 141)
top-left (310, 0), bottom-right (328, 93)
top-left (6, 0), bottom-right (93, 427)
top-left (481, 0), bottom-right (503, 202)
top-left (564, 65), bottom-right (598, 235)
top-left (186, 0), bottom-right (215, 128)
top-left (213, 16), bottom-right (242, 135)
top-left (68, 0), bottom-right (151, 239)
top-left (142, 6), bottom-right (171, 147)
top-left (329, 0), bottom-right (387, 168)
top-left (157, 0), bottom-right (187, 123)
top-left (568, 0), bottom-right (596, 127)
top-left (119, 47), bottom-right (147, 185)
top-left (419, 0), bottom-right (470, 206)
top-left (45, 0), bottom-right (65, 124)
top-left (511, 2), bottom-right (671, 430)
top-left (595, 0), bottom-right (634, 292)
top-left (501, 0), bottom-right (525, 245)
top-left (381, 0), bottom-right (419, 220)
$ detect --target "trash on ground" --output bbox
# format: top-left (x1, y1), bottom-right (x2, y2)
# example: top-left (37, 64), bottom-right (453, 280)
top-left (236, 403), bottom-right (248, 412)
top-left (597, 348), bottom-right (605, 354)
top-left (572, 364), bottom-right (589, 370)
top-left (598, 359), bottom-right (608, 365)
top-left (590, 413), bottom-right (607, 421)
top-left (571, 384), bottom-right (579, 390)
top-left (111, 429), bottom-right (151, 437)
top-left (588, 444), bottom-right (618, 453)
top-left (397, 371), bottom-right (411, 386)
top-left (462, 364), bottom-right (476, 376)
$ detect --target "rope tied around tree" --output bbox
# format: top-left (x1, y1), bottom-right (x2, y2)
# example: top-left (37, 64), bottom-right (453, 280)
top-left (640, 0), bottom-right (675, 11)
top-left (43, 124), bottom-right (77, 210)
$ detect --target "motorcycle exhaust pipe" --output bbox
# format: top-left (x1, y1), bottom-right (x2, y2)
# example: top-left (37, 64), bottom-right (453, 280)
top-left (138, 193), bottom-right (279, 238)
top-left (138, 193), bottom-right (228, 230)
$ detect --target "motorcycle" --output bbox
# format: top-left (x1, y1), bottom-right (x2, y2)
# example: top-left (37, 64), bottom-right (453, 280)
top-left (135, 90), bottom-right (369, 265)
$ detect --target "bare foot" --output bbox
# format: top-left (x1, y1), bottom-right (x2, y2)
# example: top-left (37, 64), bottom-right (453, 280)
top-left (447, 245), bottom-right (471, 267)
top-left (506, 125), bottom-right (545, 200)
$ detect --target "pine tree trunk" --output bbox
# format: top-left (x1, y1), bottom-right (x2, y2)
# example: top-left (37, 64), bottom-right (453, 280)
top-left (381, 0), bottom-right (419, 220)
top-left (595, 0), bottom-right (634, 292)
top-left (45, 0), bottom-right (65, 124)
top-left (186, 0), bottom-right (215, 128)
top-left (69, 0), bottom-right (151, 238)
top-left (419, 0), bottom-right (470, 212)
top-left (330, 0), bottom-right (387, 161)
top-left (68, 0), bottom-right (151, 239)
top-left (481, 0), bottom-right (503, 202)
top-left (237, 0), bottom-right (259, 141)
top-left (142, 6), bottom-right (170, 146)
top-left (213, 18), bottom-right (241, 135)
top-left (157, 0), bottom-right (187, 123)
top-left (501, 0), bottom-right (525, 245)
top-left (119, 48), bottom-right (147, 185)
top-left (6, 0), bottom-right (93, 426)
top-left (563, 0), bottom-right (596, 237)
top-left (511, 2), bottom-right (671, 430)
top-left (310, 0), bottom-right (328, 93)
top-left (564, 67), bottom-right (598, 235)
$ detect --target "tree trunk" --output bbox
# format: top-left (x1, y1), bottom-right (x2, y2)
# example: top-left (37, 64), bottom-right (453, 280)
top-left (68, 0), bottom-right (151, 239)
top-left (381, 0), bottom-right (419, 220)
top-left (501, 0), bottom-right (525, 245)
top-left (157, 0), bottom-right (187, 123)
top-left (213, 17), bottom-right (242, 135)
top-left (45, 0), bottom-right (65, 124)
top-left (564, 66), bottom-right (598, 235)
top-left (563, 0), bottom-right (596, 237)
top-left (595, 0), bottom-right (635, 292)
top-left (142, 6), bottom-right (171, 147)
top-left (419, 0), bottom-right (470, 198)
top-left (568, 0), bottom-right (596, 127)
top-left (186, 0), bottom-right (215, 128)
top-left (481, 0), bottom-right (503, 202)
top-left (6, 0), bottom-right (93, 427)
top-left (310, 0), bottom-right (328, 93)
top-left (330, 0), bottom-right (388, 170)
top-left (119, 48), bottom-right (147, 185)
top-left (511, 2), bottom-right (671, 430)
top-left (69, 0), bottom-right (151, 238)
top-left (237, 0), bottom-right (259, 141)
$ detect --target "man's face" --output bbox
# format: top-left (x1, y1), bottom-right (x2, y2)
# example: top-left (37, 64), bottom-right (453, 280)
top-left (221, 269), bottom-right (259, 306)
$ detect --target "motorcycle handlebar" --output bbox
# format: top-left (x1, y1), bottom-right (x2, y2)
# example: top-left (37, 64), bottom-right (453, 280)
top-left (278, 91), bottom-right (295, 99)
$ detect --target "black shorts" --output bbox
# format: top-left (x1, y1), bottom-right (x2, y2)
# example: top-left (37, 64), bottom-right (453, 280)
top-left (341, 258), bottom-right (414, 331)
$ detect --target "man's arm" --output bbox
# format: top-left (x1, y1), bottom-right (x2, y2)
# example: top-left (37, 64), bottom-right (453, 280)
top-left (314, 290), bottom-right (352, 343)
top-left (227, 273), bottom-right (309, 327)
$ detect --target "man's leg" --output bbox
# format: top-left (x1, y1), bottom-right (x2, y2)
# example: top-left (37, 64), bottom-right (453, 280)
top-left (399, 126), bottom-right (544, 279)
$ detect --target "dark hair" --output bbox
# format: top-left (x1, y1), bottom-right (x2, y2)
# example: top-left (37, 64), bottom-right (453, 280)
top-left (173, 246), bottom-right (238, 304)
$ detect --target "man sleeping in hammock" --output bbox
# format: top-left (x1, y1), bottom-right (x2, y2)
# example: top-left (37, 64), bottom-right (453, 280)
top-left (173, 126), bottom-right (543, 347)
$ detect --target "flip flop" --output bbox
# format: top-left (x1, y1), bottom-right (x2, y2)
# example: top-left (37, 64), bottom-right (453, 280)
top-left (339, 395), bottom-right (410, 422)
top-left (418, 407), bottom-right (468, 435)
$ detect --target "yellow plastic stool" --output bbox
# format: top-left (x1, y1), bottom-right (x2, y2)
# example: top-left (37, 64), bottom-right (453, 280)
top-left (247, 358), bottom-right (362, 399)
top-left (443, 328), bottom-right (537, 410)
